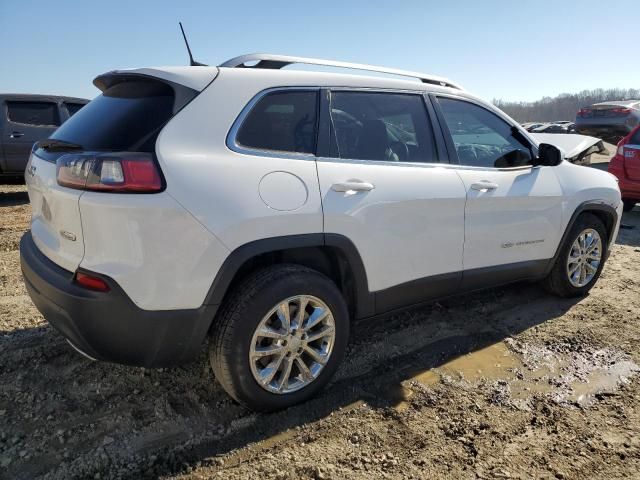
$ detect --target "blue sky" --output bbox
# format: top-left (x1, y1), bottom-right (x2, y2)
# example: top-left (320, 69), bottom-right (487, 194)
top-left (0, 0), bottom-right (637, 102)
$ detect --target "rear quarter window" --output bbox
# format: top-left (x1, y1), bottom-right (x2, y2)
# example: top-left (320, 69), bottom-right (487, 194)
top-left (236, 91), bottom-right (319, 154)
top-left (50, 80), bottom-right (175, 152)
top-left (6, 101), bottom-right (60, 126)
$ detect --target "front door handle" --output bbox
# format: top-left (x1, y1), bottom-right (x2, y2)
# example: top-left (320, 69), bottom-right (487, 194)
top-left (470, 181), bottom-right (499, 191)
top-left (331, 181), bottom-right (375, 193)
top-left (10, 131), bottom-right (24, 138)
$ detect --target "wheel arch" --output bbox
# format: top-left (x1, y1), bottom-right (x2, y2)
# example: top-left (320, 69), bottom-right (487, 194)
top-left (549, 201), bottom-right (618, 272)
top-left (203, 234), bottom-right (375, 329)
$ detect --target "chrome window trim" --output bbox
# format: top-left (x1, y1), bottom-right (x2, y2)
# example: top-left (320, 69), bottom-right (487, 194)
top-left (226, 86), bottom-right (321, 161)
top-left (316, 155), bottom-right (536, 172)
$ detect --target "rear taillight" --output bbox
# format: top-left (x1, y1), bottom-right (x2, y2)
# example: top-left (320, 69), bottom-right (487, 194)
top-left (611, 107), bottom-right (632, 115)
top-left (57, 152), bottom-right (162, 192)
top-left (577, 108), bottom-right (592, 118)
top-left (75, 271), bottom-right (110, 292)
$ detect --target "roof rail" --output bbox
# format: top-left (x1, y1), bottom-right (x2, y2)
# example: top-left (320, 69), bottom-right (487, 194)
top-left (219, 54), bottom-right (463, 90)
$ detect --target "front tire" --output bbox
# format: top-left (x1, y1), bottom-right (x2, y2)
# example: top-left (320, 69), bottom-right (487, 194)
top-left (210, 264), bottom-right (349, 411)
top-left (542, 213), bottom-right (607, 298)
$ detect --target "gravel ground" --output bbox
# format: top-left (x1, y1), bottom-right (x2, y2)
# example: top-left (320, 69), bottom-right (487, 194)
top-left (1, 180), bottom-right (639, 480)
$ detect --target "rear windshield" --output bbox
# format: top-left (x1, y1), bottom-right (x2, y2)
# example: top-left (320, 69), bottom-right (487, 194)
top-left (631, 129), bottom-right (640, 145)
top-left (50, 80), bottom-right (175, 152)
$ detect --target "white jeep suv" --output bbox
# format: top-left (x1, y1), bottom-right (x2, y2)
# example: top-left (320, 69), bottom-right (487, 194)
top-left (20, 54), bottom-right (622, 411)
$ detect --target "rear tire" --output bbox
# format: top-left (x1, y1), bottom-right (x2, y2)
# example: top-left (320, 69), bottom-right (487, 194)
top-left (542, 213), bottom-right (608, 298)
top-left (623, 199), bottom-right (636, 212)
top-left (210, 264), bottom-right (349, 411)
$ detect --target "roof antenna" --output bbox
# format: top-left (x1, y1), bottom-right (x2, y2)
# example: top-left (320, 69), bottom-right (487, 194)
top-left (179, 22), bottom-right (207, 66)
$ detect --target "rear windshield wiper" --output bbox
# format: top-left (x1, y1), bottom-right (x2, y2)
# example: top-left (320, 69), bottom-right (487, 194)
top-left (37, 139), bottom-right (84, 152)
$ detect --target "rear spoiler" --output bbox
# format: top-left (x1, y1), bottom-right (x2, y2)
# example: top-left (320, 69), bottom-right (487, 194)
top-left (93, 69), bottom-right (218, 114)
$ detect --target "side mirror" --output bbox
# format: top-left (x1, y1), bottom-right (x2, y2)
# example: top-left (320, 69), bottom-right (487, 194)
top-left (536, 143), bottom-right (563, 167)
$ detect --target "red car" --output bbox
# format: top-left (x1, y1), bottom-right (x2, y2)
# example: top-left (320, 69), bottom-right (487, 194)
top-left (608, 125), bottom-right (640, 212)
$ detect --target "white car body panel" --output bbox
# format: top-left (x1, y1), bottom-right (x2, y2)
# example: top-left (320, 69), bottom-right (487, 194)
top-left (25, 154), bottom-right (85, 272)
top-left (78, 192), bottom-right (228, 310)
top-left (317, 160), bottom-right (466, 291)
top-left (454, 166), bottom-right (563, 270)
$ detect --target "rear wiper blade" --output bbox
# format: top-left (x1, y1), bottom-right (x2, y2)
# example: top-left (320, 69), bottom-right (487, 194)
top-left (37, 139), bottom-right (84, 151)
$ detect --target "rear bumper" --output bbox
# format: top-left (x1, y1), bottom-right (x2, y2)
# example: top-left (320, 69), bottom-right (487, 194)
top-left (576, 124), bottom-right (633, 138)
top-left (20, 231), bottom-right (217, 367)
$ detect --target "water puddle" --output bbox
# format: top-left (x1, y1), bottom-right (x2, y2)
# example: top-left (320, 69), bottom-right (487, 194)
top-left (394, 340), bottom-right (639, 409)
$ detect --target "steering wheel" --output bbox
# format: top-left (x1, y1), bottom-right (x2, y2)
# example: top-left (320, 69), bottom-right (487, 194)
top-left (389, 141), bottom-right (409, 162)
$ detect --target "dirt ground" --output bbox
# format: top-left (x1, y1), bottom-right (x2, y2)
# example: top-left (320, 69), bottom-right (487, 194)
top-left (1, 176), bottom-right (639, 479)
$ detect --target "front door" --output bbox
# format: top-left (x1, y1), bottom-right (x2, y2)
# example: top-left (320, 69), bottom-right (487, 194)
top-left (434, 95), bottom-right (563, 287)
top-left (316, 90), bottom-right (467, 313)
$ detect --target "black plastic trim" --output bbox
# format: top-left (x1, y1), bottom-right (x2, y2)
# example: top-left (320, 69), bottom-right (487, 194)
top-left (20, 231), bottom-right (216, 367)
top-left (203, 233), bottom-right (376, 319)
top-left (546, 201), bottom-right (618, 270)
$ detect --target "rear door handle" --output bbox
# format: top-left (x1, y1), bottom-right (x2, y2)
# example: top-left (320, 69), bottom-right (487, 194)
top-left (331, 181), bottom-right (375, 193)
top-left (470, 181), bottom-right (499, 191)
top-left (10, 131), bottom-right (24, 138)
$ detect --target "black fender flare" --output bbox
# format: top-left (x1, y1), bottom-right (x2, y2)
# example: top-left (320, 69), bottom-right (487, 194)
top-left (546, 201), bottom-right (618, 274)
top-left (203, 233), bottom-right (375, 319)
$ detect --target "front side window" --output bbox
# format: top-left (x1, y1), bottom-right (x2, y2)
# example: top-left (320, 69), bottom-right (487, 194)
top-left (330, 91), bottom-right (437, 163)
top-left (437, 97), bottom-right (532, 168)
top-left (6, 101), bottom-right (60, 126)
top-left (236, 91), bottom-right (318, 154)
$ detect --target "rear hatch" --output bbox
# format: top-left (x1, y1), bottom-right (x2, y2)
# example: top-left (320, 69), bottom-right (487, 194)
top-left (25, 69), bottom-right (214, 272)
top-left (624, 130), bottom-right (640, 181)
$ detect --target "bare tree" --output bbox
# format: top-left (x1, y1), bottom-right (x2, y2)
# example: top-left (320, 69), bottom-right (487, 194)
top-left (493, 88), bottom-right (640, 123)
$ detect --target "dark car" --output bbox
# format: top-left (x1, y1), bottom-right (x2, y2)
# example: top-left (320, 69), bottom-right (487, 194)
top-left (532, 122), bottom-right (575, 134)
top-left (1, 94), bottom-right (89, 177)
top-left (575, 100), bottom-right (640, 143)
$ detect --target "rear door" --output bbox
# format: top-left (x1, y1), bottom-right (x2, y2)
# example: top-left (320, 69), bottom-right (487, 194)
top-left (433, 95), bottom-right (563, 285)
top-left (4, 100), bottom-right (60, 172)
top-left (316, 89), bottom-right (467, 313)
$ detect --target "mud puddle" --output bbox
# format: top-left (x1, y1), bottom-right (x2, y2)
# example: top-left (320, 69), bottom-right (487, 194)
top-left (395, 340), bottom-right (639, 409)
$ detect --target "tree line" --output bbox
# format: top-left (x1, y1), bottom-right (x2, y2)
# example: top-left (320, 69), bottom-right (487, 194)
top-left (493, 88), bottom-right (640, 123)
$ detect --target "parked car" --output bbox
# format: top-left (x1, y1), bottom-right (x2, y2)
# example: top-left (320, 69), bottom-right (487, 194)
top-left (532, 122), bottom-right (575, 134)
top-left (0, 94), bottom-right (88, 178)
top-left (575, 100), bottom-right (640, 143)
top-left (608, 125), bottom-right (640, 212)
top-left (524, 122), bottom-right (545, 132)
top-left (20, 54), bottom-right (622, 411)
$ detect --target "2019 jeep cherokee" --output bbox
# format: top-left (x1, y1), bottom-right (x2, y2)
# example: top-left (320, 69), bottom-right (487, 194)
top-left (20, 54), bottom-right (623, 411)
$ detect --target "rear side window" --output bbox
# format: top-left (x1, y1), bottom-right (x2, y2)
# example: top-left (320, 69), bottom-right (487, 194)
top-left (65, 102), bottom-right (86, 117)
top-left (236, 91), bottom-right (318, 154)
top-left (329, 92), bottom-right (437, 163)
top-left (50, 80), bottom-right (175, 152)
top-left (7, 101), bottom-right (60, 126)
top-left (437, 97), bottom-right (532, 168)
